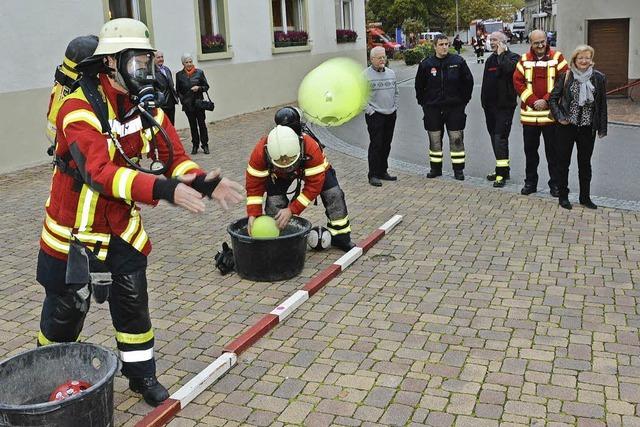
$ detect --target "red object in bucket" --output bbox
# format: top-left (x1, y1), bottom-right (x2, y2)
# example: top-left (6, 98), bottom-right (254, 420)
top-left (49, 380), bottom-right (92, 401)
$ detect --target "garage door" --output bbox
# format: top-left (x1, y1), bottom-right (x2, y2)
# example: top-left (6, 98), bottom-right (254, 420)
top-left (588, 19), bottom-right (629, 96)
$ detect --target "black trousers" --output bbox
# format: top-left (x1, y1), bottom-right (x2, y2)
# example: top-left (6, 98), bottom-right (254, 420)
top-left (37, 237), bottom-right (155, 379)
top-left (365, 111), bottom-right (396, 179)
top-left (161, 106), bottom-right (176, 125)
top-left (484, 107), bottom-right (515, 177)
top-left (185, 109), bottom-right (208, 149)
top-left (556, 124), bottom-right (596, 200)
top-left (523, 124), bottom-right (559, 189)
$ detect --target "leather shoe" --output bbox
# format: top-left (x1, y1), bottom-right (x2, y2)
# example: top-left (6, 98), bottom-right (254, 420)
top-left (368, 177), bottom-right (382, 187)
top-left (549, 186), bottom-right (560, 197)
top-left (129, 376), bottom-right (169, 407)
top-left (202, 146), bottom-right (210, 154)
top-left (379, 172), bottom-right (397, 181)
top-left (580, 198), bottom-right (597, 209)
top-left (426, 170), bottom-right (442, 179)
top-left (520, 185), bottom-right (537, 195)
top-left (454, 170), bottom-right (465, 181)
top-left (559, 199), bottom-right (573, 210)
top-left (191, 147), bottom-right (198, 155)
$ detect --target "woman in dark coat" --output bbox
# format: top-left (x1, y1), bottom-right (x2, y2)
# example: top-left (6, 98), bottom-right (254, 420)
top-left (176, 53), bottom-right (210, 154)
top-left (550, 44), bottom-right (607, 210)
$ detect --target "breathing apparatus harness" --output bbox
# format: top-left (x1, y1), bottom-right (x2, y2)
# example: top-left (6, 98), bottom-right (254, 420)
top-left (262, 123), bottom-right (326, 201)
top-left (54, 50), bottom-right (174, 180)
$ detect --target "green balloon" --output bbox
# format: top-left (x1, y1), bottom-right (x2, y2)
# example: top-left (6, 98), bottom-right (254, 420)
top-left (298, 57), bottom-right (370, 127)
top-left (251, 215), bottom-right (280, 239)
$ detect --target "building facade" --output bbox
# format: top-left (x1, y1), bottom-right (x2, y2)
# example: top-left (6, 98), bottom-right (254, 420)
top-left (556, 0), bottom-right (639, 99)
top-left (0, 0), bottom-right (366, 173)
top-left (524, 0), bottom-right (557, 34)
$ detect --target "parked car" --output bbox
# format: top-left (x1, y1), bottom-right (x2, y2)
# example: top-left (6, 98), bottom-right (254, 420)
top-left (418, 31), bottom-right (443, 45)
top-left (367, 27), bottom-right (402, 56)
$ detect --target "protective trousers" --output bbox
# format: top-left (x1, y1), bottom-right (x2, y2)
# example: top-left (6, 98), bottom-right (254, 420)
top-left (523, 124), bottom-right (559, 189)
top-left (423, 105), bottom-right (466, 172)
top-left (365, 111), bottom-right (397, 179)
top-left (265, 168), bottom-right (351, 247)
top-left (36, 237), bottom-right (156, 379)
top-left (484, 107), bottom-right (516, 179)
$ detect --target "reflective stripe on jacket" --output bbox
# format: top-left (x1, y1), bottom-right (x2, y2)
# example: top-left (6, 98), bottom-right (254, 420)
top-left (513, 48), bottom-right (568, 126)
top-left (41, 74), bottom-right (204, 261)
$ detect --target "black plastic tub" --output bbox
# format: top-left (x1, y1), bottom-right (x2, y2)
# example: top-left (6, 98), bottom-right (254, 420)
top-left (228, 216), bottom-right (312, 281)
top-left (0, 343), bottom-right (119, 427)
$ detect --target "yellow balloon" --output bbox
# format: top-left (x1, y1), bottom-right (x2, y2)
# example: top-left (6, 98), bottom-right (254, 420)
top-left (251, 215), bottom-right (280, 239)
top-left (297, 57), bottom-right (370, 127)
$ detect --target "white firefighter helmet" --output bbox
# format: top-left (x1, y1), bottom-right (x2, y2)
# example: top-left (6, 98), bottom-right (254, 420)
top-left (266, 125), bottom-right (301, 168)
top-left (93, 18), bottom-right (155, 56)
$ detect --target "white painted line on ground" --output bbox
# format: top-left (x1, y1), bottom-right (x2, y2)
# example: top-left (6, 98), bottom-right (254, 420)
top-left (171, 352), bottom-right (237, 407)
top-left (378, 214), bottom-right (403, 232)
top-left (270, 290), bottom-right (309, 321)
top-left (333, 246), bottom-right (363, 269)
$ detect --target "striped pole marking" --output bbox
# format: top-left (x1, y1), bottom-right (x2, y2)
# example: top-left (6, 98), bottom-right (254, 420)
top-left (136, 214), bottom-right (402, 426)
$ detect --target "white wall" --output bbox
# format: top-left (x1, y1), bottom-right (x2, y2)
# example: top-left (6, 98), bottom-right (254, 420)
top-left (557, 0), bottom-right (640, 79)
top-left (0, 0), bottom-right (366, 173)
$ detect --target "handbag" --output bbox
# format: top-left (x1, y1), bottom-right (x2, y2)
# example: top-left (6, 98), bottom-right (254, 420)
top-left (195, 91), bottom-right (215, 111)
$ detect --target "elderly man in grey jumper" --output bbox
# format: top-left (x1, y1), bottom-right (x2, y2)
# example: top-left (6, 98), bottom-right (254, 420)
top-left (364, 46), bottom-right (400, 187)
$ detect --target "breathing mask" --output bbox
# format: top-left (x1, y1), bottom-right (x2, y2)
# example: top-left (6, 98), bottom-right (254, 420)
top-left (115, 49), bottom-right (157, 108)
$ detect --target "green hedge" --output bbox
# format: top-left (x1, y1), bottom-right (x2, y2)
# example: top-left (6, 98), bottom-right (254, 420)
top-left (403, 44), bottom-right (464, 66)
top-left (403, 48), bottom-right (423, 65)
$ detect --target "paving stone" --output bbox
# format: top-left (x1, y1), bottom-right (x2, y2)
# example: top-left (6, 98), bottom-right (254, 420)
top-left (563, 402), bottom-right (605, 419)
top-left (364, 387), bottom-right (395, 408)
top-left (4, 103), bottom-right (640, 427)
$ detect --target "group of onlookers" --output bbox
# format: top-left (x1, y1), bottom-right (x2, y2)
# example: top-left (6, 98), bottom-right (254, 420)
top-left (154, 51), bottom-right (212, 154)
top-left (364, 29), bottom-right (608, 211)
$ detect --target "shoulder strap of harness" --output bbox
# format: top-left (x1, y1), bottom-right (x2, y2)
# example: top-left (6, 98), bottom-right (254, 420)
top-left (53, 75), bottom-right (112, 185)
top-left (77, 75), bottom-right (112, 135)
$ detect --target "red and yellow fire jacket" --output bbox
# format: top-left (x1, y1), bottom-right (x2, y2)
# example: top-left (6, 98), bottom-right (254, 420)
top-left (245, 134), bottom-right (329, 217)
top-left (41, 74), bottom-right (204, 261)
top-left (513, 47), bottom-right (568, 126)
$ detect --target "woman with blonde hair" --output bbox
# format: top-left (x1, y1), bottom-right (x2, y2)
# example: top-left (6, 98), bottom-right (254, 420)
top-left (550, 44), bottom-right (607, 210)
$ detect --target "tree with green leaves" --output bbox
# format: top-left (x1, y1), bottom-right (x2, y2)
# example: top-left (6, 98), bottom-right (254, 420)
top-left (366, 0), bottom-right (524, 34)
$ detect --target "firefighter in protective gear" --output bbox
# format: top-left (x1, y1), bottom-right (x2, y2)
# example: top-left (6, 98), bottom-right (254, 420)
top-left (46, 35), bottom-right (99, 153)
top-left (37, 18), bottom-right (244, 407)
top-left (245, 109), bottom-right (355, 252)
top-left (513, 29), bottom-right (568, 196)
top-left (481, 31), bottom-right (521, 188)
top-left (415, 34), bottom-right (474, 181)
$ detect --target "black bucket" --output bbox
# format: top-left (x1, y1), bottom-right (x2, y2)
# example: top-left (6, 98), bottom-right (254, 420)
top-left (0, 343), bottom-right (119, 427)
top-left (228, 216), bottom-right (312, 281)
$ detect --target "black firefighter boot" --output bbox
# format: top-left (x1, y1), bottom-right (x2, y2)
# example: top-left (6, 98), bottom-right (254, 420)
top-left (426, 163), bottom-right (442, 179)
top-left (129, 376), bottom-right (170, 407)
top-left (332, 234), bottom-right (356, 252)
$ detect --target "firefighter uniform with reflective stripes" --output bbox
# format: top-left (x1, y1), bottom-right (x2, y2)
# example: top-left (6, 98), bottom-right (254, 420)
top-left (245, 134), bottom-right (352, 247)
top-left (415, 52), bottom-right (474, 176)
top-left (513, 47), bottom-right (568, 190)
top-left (38, 73), bottom-right (204, 379)
top-left (481, 49), bottom-right (521, 183)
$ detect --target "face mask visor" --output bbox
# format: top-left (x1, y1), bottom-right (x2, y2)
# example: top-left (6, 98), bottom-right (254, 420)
top-left (119, 50), bottom-right (156, 103)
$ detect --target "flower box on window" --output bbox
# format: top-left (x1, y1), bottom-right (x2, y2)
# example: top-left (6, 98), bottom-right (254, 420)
top-left (274, 30), bottom-right (308, 48)
top-left (336, 29), bottom-right (357, 43)
top-left (201, 33), bottom-right (226, 53)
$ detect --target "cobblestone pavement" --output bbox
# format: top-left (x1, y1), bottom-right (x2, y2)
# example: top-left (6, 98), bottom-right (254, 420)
top-left (1, 107), bottom-right (639, 427)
